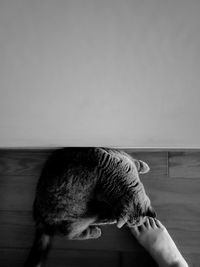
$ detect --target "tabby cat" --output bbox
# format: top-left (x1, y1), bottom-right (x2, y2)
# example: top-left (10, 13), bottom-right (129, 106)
top-left (25, 147), bottom-right (156, 267)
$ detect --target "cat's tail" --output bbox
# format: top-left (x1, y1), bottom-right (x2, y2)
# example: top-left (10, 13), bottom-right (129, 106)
top-left (24, 225), bottom-right (53, 267)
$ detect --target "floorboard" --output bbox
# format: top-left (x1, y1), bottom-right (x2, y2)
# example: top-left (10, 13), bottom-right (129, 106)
top-left (0, 149), bottom-right (52, 176)
top-left (124, 150), bottom-right (168, 177)
top-left (0, 148), bottom-right (199, 266)
top-left (0, 248), bottom-right (120, 267)
top-left (0, 210), bottom-right (144, 252)
top-left (169, 151), bottom-right (200, 178)
top-left (0, 175), bottom-right (36, 210)
top-left (121, 251), bottom-right (158, 267)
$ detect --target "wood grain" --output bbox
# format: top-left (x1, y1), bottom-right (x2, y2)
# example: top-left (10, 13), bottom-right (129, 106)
top-left (0, 248), bottom-right (120, 267)
top-left (1, 186), bottom-right (199, 253)
top-left (124, 150), bottom-right (168, 177)
top-left (0, 176), bottom-right (36, 210)
top-left (121, 251), bottom-right (158, 267)
top-left (0, 149), bottom-right (168, 177)
top-left (121, 252), bottom-right (200, 267)
top-left (1, 248), bottom-right (199, 267)
top-left (0, 210), bottom-right (143, 252)
top-left (169, 151), bottom-right (200, 178)
top-left (48, 249), bottom-right (120, 267)
top-left (142, 177), bottom-right (200, 254)
top-left (0, 149), bottom-right (200, 267)
top-left (183, 253), bottom-right (200, 267)
top-left (0, 149), bottom-right (52, 176)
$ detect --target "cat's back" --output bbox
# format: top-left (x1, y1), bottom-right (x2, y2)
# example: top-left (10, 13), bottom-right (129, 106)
top-left (39, 147), bottom-right (128, 177)
top-left (34, 148), bottom-right (101, 223)
top-left (36, 147), bottom-right (131, 201)
top-left (34, 147), bottom-right (134, 224)
top-left (36, 148), bottom-right (101, 191)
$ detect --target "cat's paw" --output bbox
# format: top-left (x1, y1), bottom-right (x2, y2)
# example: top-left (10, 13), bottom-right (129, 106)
top-left (89, 226), bottom-right (102, 239)
top-left (75, 226), bottom-right (102, 240)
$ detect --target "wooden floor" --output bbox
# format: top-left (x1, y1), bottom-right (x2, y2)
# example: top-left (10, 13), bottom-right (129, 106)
top-left (0, 149), bottom-right (200, 267)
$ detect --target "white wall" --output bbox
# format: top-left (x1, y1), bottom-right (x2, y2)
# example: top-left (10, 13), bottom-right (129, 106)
top-left (0, 0), bottom-right (200, 148)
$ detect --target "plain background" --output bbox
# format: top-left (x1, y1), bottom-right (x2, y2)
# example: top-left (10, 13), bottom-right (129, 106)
top-left (0, 0), bottom-right (200, 148)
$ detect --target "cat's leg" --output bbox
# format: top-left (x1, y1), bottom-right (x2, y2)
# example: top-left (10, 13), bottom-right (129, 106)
top-left (96, 183), bottom-right (151, 229)
top-left (72, 225), bottom-right (102, 240)
top-left (57, 217), bottom-right (102, 240)
top-left (68, 217), bottom-right (102, 240)
top-left (95, 189), bottom-right (130, 226)
top-left (88, 199), bottom-right (116, 225)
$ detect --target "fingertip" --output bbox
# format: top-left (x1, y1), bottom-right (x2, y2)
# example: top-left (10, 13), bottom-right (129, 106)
top-left (149, 217), bottom-right (156, 228)
top-left (117, 217), bottom-right (127, 228)
top-left (116, 222), bottom-right (123, 229)
top-left (154, 218), bottom-right (164, 229)
top-left (144, 217), bottom-right (150, 229)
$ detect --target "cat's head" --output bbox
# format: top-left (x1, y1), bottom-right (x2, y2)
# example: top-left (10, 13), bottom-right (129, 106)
top-left (116, 194), bottom-right (156, 228)
top-left (116, 157), bottom-right (156, 228)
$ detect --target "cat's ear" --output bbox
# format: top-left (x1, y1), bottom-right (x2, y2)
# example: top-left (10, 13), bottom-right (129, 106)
top-left (116, 216), bottom-right (128, 228)
top-left (136, 160), bottom-right (150, 174)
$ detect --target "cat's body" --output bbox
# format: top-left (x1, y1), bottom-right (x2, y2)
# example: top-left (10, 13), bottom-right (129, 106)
top-left (25, 147), bottom-right (156, 267)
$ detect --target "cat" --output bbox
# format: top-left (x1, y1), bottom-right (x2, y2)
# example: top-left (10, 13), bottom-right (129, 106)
top-left (24, 147), bottom-right (156, 267)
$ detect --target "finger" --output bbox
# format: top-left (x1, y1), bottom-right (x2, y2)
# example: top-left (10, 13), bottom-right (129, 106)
top-left (130, 226), bottom-right (140, 237)
top-left (117, 216), bottom-right (128, 229)
top-left (154, 218), bottom-right (164, 229)
top-left (149, 217), bottom-right (156, 228)
top-left (144, 217), bottom-right (150, 229)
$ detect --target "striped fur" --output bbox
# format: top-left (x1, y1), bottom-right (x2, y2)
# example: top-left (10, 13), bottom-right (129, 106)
top-left (25, 148), bottom-right (155, 266)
